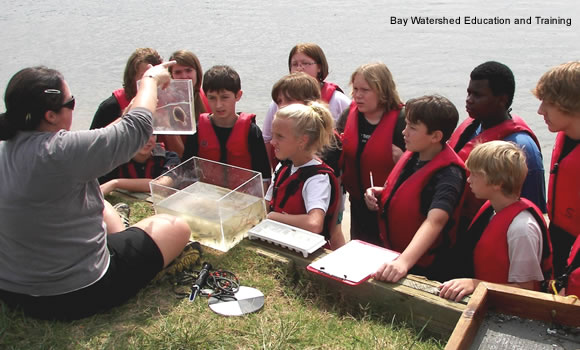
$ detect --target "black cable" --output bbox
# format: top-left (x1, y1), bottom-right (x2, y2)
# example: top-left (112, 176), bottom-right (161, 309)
top-left (172, 265), bottom-right (239, 300)
top-left (204, 269), bottom-right (240, 300)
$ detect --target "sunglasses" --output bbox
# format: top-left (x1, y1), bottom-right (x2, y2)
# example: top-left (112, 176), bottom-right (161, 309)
top-left (61, 96), bottom-right (75, 110)
top-left (44, 89), bottom-right (75, 111)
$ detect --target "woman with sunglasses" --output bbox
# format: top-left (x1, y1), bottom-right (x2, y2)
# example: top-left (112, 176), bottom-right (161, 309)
top-left (262, 43), bottom-right (351, 168)
top-left (0, 63), bottom-right (190, 320)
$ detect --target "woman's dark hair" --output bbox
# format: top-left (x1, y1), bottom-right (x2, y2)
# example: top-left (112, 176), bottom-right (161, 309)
top-left (0, 66), bottom-right (65, 140)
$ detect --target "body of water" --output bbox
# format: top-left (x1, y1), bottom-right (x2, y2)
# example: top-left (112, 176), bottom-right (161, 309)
top-left (1, 0), bottom-right (578, 175)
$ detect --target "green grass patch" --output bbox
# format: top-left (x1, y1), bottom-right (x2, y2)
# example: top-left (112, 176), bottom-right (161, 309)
top-left (0, 194), bottom-right (446, 349)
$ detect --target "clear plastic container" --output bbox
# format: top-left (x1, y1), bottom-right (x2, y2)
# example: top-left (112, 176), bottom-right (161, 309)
top-left (150, 157), bottom-right (266, 252)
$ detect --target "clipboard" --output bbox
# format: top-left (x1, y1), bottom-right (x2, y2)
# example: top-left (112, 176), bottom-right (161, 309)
top-left (306, 240), bottom-right (400, 286)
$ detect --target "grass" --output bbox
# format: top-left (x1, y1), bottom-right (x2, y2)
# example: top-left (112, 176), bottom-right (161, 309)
top-left (0, 194), bottom-right (447, 350)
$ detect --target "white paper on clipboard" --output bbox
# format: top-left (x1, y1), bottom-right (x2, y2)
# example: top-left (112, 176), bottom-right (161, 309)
top-left (307, 240), bottom-right (400, 285)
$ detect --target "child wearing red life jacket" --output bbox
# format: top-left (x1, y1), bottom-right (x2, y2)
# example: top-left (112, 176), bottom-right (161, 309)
top-left (267, 73), bottom-right (347, 249)
top-left (533, 61), bottom-right (580, 295)
top-left (262, 43), bottom-right (351, 169)
top-left (265, 102), bottom-right (343, 248)
top-left (99, 135), bottom-right (180, 195)
top-left (181, 65), bottom-right (271, 192)
top-left (439, 141), bottom-right (553, 301)
top-left (270, 73), bottom-right (342, 178)
top-left (163, 50), bottom-right (212, 158)
top-left (89, 48), bottom-right (186, 159)
top-left (90, 48), bottom-right (163, 130)
top-left (449, 61), bottom-right (546, 233)
top-left (339, 62), bottom-right (407, 246)
top-left (364, 95), bottom-right (466, 283)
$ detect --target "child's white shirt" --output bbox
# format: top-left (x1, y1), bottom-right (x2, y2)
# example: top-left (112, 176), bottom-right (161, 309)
top-left (506, 210), bottom-right (545, 283)
top-left (265, 159), bottom-right (331, 213)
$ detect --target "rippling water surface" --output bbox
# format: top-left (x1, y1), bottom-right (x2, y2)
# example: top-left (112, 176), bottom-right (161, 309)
top-left (0, 0), bottom-right (578, 173)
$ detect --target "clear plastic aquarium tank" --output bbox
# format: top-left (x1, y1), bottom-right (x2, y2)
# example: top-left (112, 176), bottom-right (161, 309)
top-left (150, 157), bottom-right (266, 252)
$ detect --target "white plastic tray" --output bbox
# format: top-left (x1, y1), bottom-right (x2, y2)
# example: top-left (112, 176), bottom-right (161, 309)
top-left (247, 219), bottom-right (326, 258)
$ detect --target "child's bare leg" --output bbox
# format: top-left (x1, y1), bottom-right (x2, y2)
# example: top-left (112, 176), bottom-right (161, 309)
top-left (133, 214), bottom-right (191, 267)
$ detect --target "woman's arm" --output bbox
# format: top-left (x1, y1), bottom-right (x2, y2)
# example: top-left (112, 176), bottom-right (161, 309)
top-left (130, 62), bottom-right (174, 112)
top-left (63, 63), bottom-right (175, 182)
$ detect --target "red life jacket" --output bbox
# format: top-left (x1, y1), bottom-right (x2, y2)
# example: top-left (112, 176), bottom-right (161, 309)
top-left (448, 115), bottom-right (541, 226)
top-left (118, 156), bottom-right (166, 179)
top-left (269, 161), bottom-right (340, 240)
top-left (565, 235), bottom-right (580, 296)
top-left (548, 132), bottom-right (580, 237)
top-left (378, 145), bottom-right (466, 268)
top-left (471, 199), bottom-right (553, 285)
top-left (448, 115), bottom-right (540, 161)
top-left (320, 82), bottom-right (342, 103)
top-left (197, 112), bottom-right (254, 169)
top-left (112, 88), bottom-right (130, 112)
top-left (340, 102), bottom-right (401, 201)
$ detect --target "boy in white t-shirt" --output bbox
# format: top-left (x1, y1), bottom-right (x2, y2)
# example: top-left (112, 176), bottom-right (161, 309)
top-left (439, 141), bottom-right (553, 301)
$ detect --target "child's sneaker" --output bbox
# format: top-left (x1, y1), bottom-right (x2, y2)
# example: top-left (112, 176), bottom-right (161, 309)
top-left (113, 202), bottom-right (131, 229)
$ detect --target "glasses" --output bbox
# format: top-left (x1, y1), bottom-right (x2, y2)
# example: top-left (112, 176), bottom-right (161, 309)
top-left (290, 61), bottom-right (317, 68)
top-left (61, 96), bottom-right (75, 110)
top-left (44, 89), bottom-right (75, 110)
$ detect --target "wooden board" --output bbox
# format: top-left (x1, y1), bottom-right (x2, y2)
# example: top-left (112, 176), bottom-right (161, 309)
top-left (445, 282), bottom-right (580, 350)
top-left (246, 239), bottom-right (468, 339)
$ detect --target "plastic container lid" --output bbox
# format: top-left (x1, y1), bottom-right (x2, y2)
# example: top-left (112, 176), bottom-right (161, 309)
top-left (247, 219), bottom-right (326, 258)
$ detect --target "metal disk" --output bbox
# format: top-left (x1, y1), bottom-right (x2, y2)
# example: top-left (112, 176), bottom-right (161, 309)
top-left (208, 286), bottom-right (264, 316)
